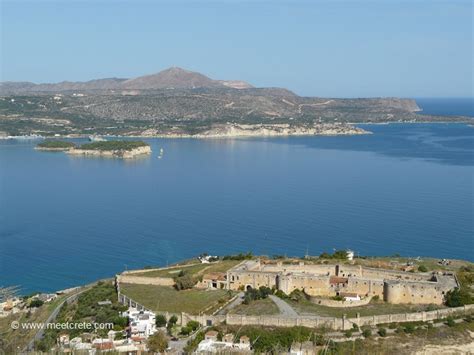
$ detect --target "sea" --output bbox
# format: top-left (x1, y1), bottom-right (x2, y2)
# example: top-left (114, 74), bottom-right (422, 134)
top-left (0, 98), bottom-right (473, 293)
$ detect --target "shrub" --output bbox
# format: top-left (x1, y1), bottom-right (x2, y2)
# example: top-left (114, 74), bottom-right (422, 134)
top-left (147, 331), bottom-right (168, 353)
top-left (180, 326), bottom-right (191, 335)
top-left (29, 299), bottom-right (44, 308)
top-left (344, 329), bottom-right (353, 338)
top-left (362, 328), bottom-right (372, 338)
top-left (418, 265), bottom-right (428, 272)
top-left (444, 287), bottom-right (473, 307)
top-left (313, 334), bottom-right (326, 346)
top-left (403, 323), bottom-right (416, 333)
top-left (187, 320), bottom-right (200, 332)
top-left (155, 314), bottom-right (167, 328)
top-left (319, 250), bottom-right (348, 260)
top-left (331, 295), bottom-right (344, 301)
top-left (446, 316), bottom-right (455, 327)
top-left (174, 275), bottom-right (197, 290)
top-left (222, 252), bottom-right (253, 261)
top-left (377, 328), bottom-right (387, 337)
top-left (168, 315), bottom-right (178, 325)
top-left (372, 295), bottom-right (380, 301)
top-left (388, 323), bottom-right (398, 329)
top-left (352, 323), bottom-right (359, 331)
top-left (275, 290), bottom-right (288, 299)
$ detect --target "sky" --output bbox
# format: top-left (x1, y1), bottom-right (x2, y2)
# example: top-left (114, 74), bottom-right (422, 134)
top-left (1, 0), bottom-right (472, 98)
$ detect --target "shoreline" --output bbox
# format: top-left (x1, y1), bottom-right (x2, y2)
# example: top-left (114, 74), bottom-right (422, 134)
top-left (1, 121), bottom-right (473, 140)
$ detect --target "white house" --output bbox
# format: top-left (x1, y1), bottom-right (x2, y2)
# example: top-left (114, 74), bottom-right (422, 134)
top-left (125, 308), bottom-right (157, 338)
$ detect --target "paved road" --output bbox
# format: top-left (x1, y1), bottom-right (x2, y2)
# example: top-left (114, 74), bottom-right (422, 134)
top-left (216, 292), bottom-right (244, 315)
top-left (268, 295), bottom-right (298, 317)
top-left (24, 287), bottom-right (89, 352)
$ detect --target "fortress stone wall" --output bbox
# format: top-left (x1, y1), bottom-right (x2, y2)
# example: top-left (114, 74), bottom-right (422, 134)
top-left (226, 260), bottom-right (458, 305)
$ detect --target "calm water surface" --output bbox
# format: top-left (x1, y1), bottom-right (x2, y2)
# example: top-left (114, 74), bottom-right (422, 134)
top-left (0, 123), bottom-right (473, 293)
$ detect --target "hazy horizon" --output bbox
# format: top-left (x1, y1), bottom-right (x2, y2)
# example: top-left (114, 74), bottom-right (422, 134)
top-left (1, 0), bottom-right (473, 98)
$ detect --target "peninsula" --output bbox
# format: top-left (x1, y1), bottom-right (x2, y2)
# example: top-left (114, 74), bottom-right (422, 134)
top-left (1, 67), bottom-right (471, 138)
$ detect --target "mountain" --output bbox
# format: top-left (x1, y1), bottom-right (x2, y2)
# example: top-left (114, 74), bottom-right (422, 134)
top-left (122, 67), bottom-right (222, 89)
top-left (0, 67), bottom-right (254, 94)
top-left (0, 68), bottom-right (469, 138)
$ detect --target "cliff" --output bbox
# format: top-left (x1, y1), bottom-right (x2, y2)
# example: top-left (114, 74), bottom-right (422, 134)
top-left (67, 145), bottom-right (152, 158)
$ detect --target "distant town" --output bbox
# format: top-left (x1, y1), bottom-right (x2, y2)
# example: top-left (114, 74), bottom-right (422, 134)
top-left (1, 250), bottom-right (473, 354)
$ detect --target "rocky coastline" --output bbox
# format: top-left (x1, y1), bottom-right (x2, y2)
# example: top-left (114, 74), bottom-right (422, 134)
top-left (138, 123), bottom-right (371, 138)
top-left (67, 145), bottom-right (152, 159)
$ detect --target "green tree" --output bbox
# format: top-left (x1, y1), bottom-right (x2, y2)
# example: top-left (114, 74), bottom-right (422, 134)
top-left (445, 287), bottom-right (473, 307)
top-left (186, 320), bottom-right (200, 331)
top-left (180, 326), bottom-right (191, 335)
top-left (29, 299), bottom-right (44, 308)
top-left (378, 327), bottom-right (387, 337)
top-left (155, 314), bottom-right (167, 328)
top-left (174, 275), bottom-right (196, 290)
top-left (147, 331), bottom-right (168, 353)
top-left (168, 315), bottom-right (178, 325)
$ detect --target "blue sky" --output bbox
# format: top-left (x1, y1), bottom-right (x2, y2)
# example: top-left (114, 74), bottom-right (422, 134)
top-left (1, 0), bottom-right (472, 97)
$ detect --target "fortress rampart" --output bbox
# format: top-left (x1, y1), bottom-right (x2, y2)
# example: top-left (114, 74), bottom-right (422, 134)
top-left (226, 260), bottom-right (458, 305)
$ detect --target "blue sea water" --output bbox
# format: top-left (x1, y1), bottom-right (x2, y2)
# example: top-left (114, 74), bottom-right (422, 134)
top-left (0, 121), bottom-right (473, 293)
top-left (415, 97), bottom-right (474, 117)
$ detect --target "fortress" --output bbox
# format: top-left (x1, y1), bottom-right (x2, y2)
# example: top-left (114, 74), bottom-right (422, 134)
top-left (220, 260), bottom-right (458, 305)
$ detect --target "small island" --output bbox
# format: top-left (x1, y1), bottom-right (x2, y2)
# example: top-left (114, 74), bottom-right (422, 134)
top-left (67, 140), bottom-right (152, 158)
top-left (36, 140), bottom-right (152, 158)
top-left (35, 140), bottom-right (76, 151)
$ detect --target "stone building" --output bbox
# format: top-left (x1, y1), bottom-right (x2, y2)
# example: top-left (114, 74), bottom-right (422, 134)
top-left (225, 260), bottom-right (457, 305)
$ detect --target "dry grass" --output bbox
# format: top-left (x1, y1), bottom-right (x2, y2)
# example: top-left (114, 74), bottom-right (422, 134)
top-left (119, 283), bottom-right (233, 315)
top-left (230, 298), bottom-right (280, 316)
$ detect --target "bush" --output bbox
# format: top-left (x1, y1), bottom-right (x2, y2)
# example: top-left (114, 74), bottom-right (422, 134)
top-left (418, 265), bottom-right (428, 272)
top-left (446, 316), bottom-right (455, 327)
top-left (362, 328), bottom-right (372, 338)
top-left (344, 329), bottom-right (353, 338)
top-left (319, 250), bottom-right (348, 260)
top-left (156, 314), bottom-right (167, 328)
top-left (180, 326), bottom-right (191, 335)
top-left (377, 328), bottom-right (387, 337)
top-left (331, 295), bottom-right (344, 301)
top-left (372, 295), bottom-right (380, 301)
top-left (222, 252), bottom-right (253, 261)
top-left (403, 323), bottom-right (416, 333)
top-left (289, 289), bottom-right (306, 302)
top-left (275, 290), bottom-right (288, 299)
top-left (243, 286), bottom-right (274, 304)
top-left (147, 331), bottom-right (168, 353)
top-left (29, 299), bottom-right (44, 308)
top-left (444, 287), bottom-right (473, 307)
top-left (313, 334), bottom-right (326, 346)
top-left (168, 315), bottom-right (178, 325)
top-left (388, 323), bottom-right (398, 329)
top-left (187, 320), bottom-right (200, 331)
top-left (352, 323), bottom-right (359, 331)
top-left (174, 275), bottom-right (197, 290)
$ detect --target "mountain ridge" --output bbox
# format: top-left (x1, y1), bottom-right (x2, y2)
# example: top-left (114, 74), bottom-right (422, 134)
top-left (0, 67), bottom-right (254, 94)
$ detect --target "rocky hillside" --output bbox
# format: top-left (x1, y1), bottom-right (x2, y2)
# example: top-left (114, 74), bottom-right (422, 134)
top-left (0, 67), bottom-right (253, 94)
top-left (0, 67), bottom-right (469, 137)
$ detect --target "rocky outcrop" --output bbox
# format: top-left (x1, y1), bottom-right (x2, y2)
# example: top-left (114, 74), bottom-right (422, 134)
top-left (140, 123), bottom-right (370, 138)
top-left (67, 145), bottom-right (151, 158)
